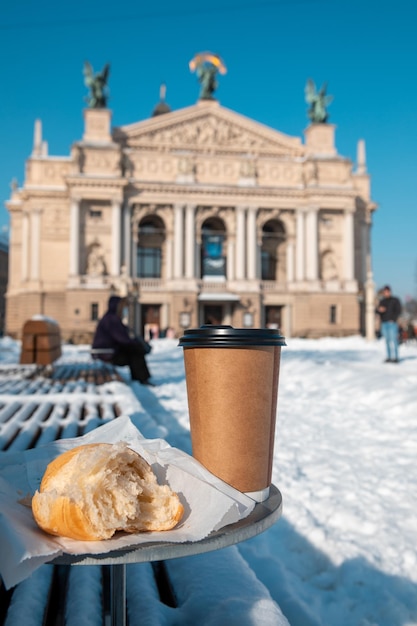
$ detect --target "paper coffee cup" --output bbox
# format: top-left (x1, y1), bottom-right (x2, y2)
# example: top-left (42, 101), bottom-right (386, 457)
top-left (179, 326), bottom-right (285, 501)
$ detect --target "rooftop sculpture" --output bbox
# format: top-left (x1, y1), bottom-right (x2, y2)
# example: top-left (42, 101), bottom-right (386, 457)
top-left (83, 61), bottom-right (110, 108)
top-left (305, 79), bottom-right (333, 124)
top-left (189, 52), bottom-right (227, 100)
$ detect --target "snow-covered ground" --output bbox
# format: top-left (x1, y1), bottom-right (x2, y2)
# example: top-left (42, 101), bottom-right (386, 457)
top-left (1, 334), bottom-right (417, 625)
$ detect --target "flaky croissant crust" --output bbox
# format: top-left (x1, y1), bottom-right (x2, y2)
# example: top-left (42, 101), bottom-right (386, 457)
top-left (32, 442), bottom-right (183, 541)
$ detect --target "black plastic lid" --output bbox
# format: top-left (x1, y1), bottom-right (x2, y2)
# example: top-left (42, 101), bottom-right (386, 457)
top-left (178, 325), bottom-right (286, 348)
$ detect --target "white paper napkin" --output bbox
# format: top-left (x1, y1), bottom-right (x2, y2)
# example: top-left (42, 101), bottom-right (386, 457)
top-left (0, 416), bottom-right (256, 589)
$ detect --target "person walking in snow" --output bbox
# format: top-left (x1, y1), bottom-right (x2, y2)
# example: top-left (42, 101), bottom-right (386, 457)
top-left (376, 285), bottom-right (402, 363)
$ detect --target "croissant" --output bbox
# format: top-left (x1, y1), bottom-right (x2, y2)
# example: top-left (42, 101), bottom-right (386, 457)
top-left (32, 442), bottom-right (183, 541)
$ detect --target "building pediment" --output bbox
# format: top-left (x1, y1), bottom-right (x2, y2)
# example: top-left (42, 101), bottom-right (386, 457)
top-left (114, 101), bottom-right (305, 157)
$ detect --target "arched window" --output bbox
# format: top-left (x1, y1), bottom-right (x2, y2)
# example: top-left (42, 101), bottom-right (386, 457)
top-left (201, 217), bottom-right (227, 279)
top-left (261, 219), bottom-right (286, 281)
top-left (137, 216), bottom-right (165, 278)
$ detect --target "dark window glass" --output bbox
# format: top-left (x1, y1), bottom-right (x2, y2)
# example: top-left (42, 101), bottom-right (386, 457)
top-left (202, 234), bottom-right (226, 277)
top-left (261, 250), bottom-right (276, 280)
top-left (137, 247), bottom-right (161, 278)
top-left (91, 302), bottom-right (99, 321)
top-left (330, 305), bottom-right (337, 324)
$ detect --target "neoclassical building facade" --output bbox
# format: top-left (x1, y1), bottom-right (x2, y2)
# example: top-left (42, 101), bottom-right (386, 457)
top-left (5, 98), bottom-right (377, 341)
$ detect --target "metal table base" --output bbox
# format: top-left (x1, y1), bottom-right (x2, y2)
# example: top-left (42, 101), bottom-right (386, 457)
top-left (54, 485), bottom-right (282, 625)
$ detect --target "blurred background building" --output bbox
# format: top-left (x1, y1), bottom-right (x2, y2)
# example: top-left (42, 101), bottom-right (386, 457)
top-left (4, 88), bottom-right (376, 342)
top-left (0, 235), bottom-right (8, 335)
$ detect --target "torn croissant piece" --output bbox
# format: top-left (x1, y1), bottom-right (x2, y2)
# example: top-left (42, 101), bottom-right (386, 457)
top-left (31, 442), bottom-right (184, 541)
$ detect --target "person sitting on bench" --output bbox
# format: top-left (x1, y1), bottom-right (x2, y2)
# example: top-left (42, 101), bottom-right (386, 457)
top-left (92, 295), bottom-right (154, 386)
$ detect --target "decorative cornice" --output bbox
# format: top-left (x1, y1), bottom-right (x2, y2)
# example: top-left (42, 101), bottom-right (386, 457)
top-left (20, 188), bottom-right (68, 200)
top-left (65, 176), bottom-right (128, 189)
top-left (125, 181), bottom-right (358, 202)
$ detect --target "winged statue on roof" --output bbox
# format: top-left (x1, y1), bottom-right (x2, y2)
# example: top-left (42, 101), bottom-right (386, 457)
top-left (189, 52), bottom-right (227, 100)
top-left (83, 61), bottom-right (110, 108)
top-left (305, 79), bottom-right (333, 124)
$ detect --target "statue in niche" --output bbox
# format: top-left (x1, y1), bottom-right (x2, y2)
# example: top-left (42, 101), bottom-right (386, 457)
top-left (178, 156), bottom-right (195, 176)
top-left (86, 241), bottom-right (107, 276)
top-left (305, 79), bottom-right (333, 124)
top-left (240, 158), bottom-right (257, 179)
top-left (189, 52), bottom-right (227, 100)
top-left (83, 61), bottom-right (110, 108)
top-left (74, 146), bottom-right (85, 173)
top-left (116, 264), bottom-right (133, 297)
top-left (303, 160), bottom-right (318, 185)
top-left (120, 152), bottom-right (134, 178)
top-left (321, 250), bottom-right (338, 281)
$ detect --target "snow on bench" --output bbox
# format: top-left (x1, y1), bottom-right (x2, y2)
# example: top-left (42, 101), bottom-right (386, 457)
top-left (0, 361), bottom-right (287, 626)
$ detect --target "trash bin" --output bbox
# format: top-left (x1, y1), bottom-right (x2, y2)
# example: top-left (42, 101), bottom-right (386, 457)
top-left (20, 319), bottom-right (62, 365)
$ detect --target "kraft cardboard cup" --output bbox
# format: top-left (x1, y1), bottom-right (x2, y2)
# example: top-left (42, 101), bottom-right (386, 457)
top-left (179, 326), bottom-right (286, 501)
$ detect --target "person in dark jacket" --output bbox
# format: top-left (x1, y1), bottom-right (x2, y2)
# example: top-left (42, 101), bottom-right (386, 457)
top-left (92, 295), bottom-right (154, 385)
top-left (376, 285), bottom-right (402, 363)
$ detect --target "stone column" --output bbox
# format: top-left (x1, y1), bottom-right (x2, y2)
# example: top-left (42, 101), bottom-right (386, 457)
top-left (160, 303), bottom-right (169, 330)
top-left (185, 204), bottom-right (196, 279)
top-left (131, 235), bottom-right (138, 279)
top-left (365, 275), bottom-right (376, 340)
top-left (21, 211), bottom-right (29, 282)
top-left (30, 209), bottom-right (42, 281)
top-left (344, 210), bottom-right (354, 281)
top-left (295, 210), bottom-right (305, 281)
top-left (122, 201), bottom-right (131, 275)
top-left (235, 206), bottom-right (246, 280)
top-left (364, 212), bottom-right (375, 341)
top-left (227, 240), bottom-right (235, 280)
top-left (69, 198), bottom-right (80, 276)
top-left (111, 200), bottom-right (122, 277)
top-left (165, 237), bottom-right (173, 280)
top-left (286, 239), bottom-right (294, 283)
top-left (246, 207), bottom-right (257, 280)
top-left (360, 220), bottom-right (368, 284)
top-left (285, 304), bottom-right (292, 338)
top-left (195, 240), bottom-right (201, 279)
top-left (306, 207), bottom-right (318, 280)
top-left (173, 204), bottom-right (184, 278)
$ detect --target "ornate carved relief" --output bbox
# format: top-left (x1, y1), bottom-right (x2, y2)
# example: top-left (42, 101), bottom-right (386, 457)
top-left (127, 114), bottom-right (302, 156)
top-left (43, 206), bottom-right (69, 239)
top-left (317, 161), bottom-right (351, 185)
top-left (261, 162), bottom-right (301, 186)
top-left (83, 149), bottom-right (120, 175)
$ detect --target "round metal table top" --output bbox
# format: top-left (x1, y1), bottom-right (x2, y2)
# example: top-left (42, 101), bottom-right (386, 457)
top-left (53, 484), bottom-right (282, 566)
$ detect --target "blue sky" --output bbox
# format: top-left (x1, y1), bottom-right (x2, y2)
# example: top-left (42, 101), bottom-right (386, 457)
top-left (1, 0), bottom-right (416, 300)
